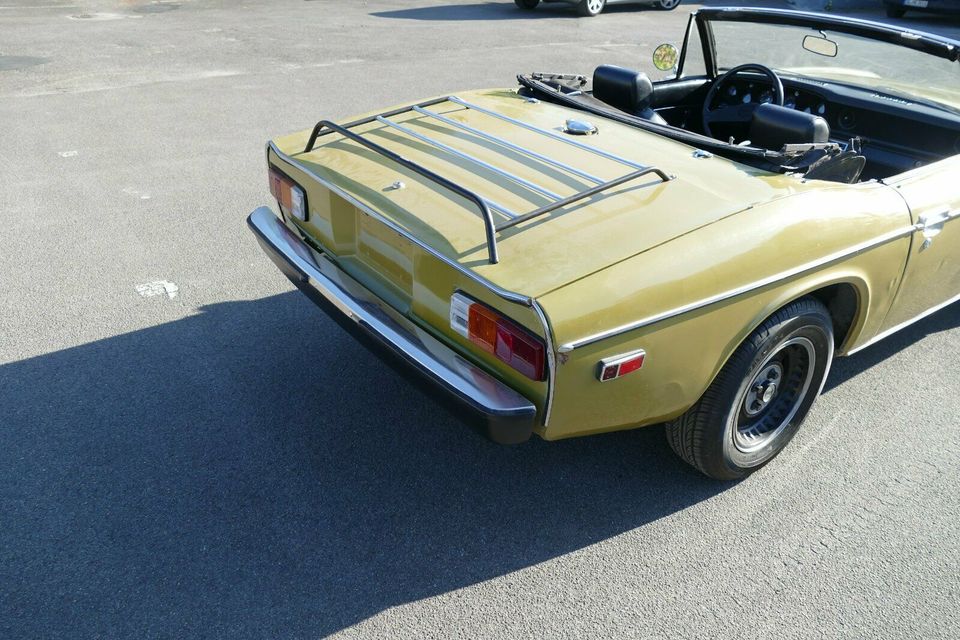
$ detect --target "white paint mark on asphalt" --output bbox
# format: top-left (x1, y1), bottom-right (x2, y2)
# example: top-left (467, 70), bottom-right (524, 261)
top-left (17, 69), bottom-right (243, 97)
top-left (58, 150), bottom-right (78, 157)
top-left (67, 12), bottom-right (138, 21)
top-left (0, 4), bottom-right (79, 9)
top-left (136, 281), bottom-right (179, 299)
top-left (337, 59), bottom-right (364, 64)
top-left (122, 187), bottom-right (151, 200)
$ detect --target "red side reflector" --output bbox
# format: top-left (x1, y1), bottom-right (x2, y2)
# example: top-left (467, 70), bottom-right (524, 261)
top-left (597, 350), bottom-right (646, 382)
top-left (618, 353), bottom-right (645, 376)
top-left (600, 364), bottom-right (619, 381)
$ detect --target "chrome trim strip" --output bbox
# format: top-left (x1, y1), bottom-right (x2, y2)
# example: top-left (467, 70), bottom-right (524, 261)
top-left (530, 300), bottom-right (557, 426)
top-left (558, 225), bottom-right (918, 353)
top-left (268, 141), bottom-right (533, 306)
top-left (916, 207), bottom-right (960, 230)
top-left (448, 96), bottom-right (652, 171)
top-left (375, 116), bottom-right (561, 204)
top-left (247, 206), bottom-right (538, 429)
top-left (847, 290), bottom-right (960, 355)
top-left (412, 105), bottom-right (605, 186)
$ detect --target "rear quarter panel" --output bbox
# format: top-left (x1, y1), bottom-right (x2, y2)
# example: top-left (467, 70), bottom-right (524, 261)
top-left (265, 138), bottom-right (553, 428)
top-left (538, 180), bottom-right (912, 440)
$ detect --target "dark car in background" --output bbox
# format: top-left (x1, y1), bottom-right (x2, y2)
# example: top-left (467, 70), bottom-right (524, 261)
top-left (884, 0), bottom-right (960, 18)
top-left (515, 0), bottom-right (680, 17)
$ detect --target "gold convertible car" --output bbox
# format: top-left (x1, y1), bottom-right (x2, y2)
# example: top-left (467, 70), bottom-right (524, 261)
top-left (248, 8), bottom-right (960, 479)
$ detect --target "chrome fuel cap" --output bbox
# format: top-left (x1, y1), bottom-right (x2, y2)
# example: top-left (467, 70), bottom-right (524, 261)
top-left (563, 119), bottom-right (597, 135)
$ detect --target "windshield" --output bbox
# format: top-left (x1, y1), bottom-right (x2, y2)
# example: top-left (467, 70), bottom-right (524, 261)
top-left (709, 21), bottom-right (960, 111)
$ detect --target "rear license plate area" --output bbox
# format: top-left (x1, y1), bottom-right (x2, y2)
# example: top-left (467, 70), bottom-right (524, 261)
top-left (357, 212), bottom-right (414, 295)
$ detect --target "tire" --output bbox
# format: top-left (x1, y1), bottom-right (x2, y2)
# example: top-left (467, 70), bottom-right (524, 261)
top-left (515, 0), bottom-right (540, 8)
top-left (885, 6), bottom-right (906, 17)
top-left (577, 0), bottom-right (606, 16)
top-left (656, 0), bottom-right (681, 9)
top-left (665, 297), bottom-right (834, 480)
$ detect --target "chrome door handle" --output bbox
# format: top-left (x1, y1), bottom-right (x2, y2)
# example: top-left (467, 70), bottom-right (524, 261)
top-left (916, 207), bottom-right (952, 250)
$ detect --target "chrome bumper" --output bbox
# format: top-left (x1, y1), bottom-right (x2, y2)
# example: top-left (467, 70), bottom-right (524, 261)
top-left (246, 207), bottom-right (537, 444)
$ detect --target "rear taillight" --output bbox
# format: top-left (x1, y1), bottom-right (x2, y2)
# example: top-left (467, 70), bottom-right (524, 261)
top-left (450, 292), bottom-right (545, 381)
top-left (268, 167), bottom-right (307, 221)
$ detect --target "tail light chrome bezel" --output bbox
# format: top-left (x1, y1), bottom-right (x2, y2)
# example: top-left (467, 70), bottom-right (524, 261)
top-left (450, 292), bottom-right (546, 381)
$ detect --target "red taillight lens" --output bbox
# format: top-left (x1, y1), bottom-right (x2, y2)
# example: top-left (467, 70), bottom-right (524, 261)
top-left (450, 292), bottom-right (546, 381)
top-left (268, 167), bottom-right (307, 221)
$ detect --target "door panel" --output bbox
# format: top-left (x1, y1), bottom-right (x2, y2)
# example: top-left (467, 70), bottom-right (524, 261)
top-left (879, 156), bottom-right (960, 332)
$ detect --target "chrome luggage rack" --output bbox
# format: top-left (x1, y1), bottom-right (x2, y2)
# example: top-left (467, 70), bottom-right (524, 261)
top-left (301, 95), bottom-right (674, 264)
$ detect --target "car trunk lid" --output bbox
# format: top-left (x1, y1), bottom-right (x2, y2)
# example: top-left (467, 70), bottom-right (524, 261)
top-left (270, 90), bottom-right (801, 300)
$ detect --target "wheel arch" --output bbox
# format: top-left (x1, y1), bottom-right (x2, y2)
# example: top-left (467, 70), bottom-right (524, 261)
top-left (707, 274), bottom-right (871, 392)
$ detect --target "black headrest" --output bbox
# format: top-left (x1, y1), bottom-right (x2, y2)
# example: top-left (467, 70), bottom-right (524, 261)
top-left (592, 65), bottom-right (655, 115)
top-left (749, 103), bottom-right (830, 150)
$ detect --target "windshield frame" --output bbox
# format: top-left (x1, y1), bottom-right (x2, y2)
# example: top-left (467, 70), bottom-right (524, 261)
top-left (693, 7), bottom-right (960, 81)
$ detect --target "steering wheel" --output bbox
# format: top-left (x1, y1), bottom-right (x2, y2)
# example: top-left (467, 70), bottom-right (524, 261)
top-left (702, 64), bottom-right (785, 140)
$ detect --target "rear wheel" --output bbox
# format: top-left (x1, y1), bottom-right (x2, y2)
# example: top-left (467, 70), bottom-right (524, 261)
top-left (577, 0), bottom-right (606, 16)
top-left (886, 6), bottom-right (906, 17)
top-left (665, 298), bottom-right (834, 480)
top-left (515, 0), bottom-right (540, 8)
top-left (656, 0), bottom-right (681, 9)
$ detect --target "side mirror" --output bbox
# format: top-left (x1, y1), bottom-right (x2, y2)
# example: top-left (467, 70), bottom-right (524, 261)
top-left (652, 43), bottom-right (680, 72)
top-left (802, 34), bottom-right (838, 57)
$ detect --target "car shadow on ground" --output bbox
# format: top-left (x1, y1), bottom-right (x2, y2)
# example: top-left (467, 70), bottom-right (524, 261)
top-left (1, 292), bottom-right (722, 638)
top-left (3, 290), bottom-right (956, 636)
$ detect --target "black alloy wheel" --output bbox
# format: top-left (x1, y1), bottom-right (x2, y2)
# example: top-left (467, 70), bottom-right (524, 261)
top-left (665, 297), bottom-right (835, 480)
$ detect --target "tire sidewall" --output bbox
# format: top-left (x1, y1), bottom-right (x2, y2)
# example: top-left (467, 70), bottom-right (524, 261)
top-left (579, 0), bottom-right (606, 16)
top-left (712, 309), bottom-right (833, 478)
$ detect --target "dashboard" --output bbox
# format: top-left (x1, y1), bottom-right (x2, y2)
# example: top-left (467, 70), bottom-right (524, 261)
top-left (713, 78), bottom-right (830, 120)
top-left (708, 73), bottom-right (960, 177)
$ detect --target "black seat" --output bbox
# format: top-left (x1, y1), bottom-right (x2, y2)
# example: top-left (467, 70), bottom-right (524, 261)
top-left (749, 103), bottom-right (830, 150)
top-left (592, 65), bottom-right (666, 125)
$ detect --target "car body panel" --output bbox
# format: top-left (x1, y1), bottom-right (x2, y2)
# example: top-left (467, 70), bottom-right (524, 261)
top-left (272, 89), bottom-right (819, 299)
top-left (254, 9), bottom-right (960, 444)
top-left (877, 156), bottom-right (960, 330)
top-left (538, 183), bottom-right (912, 438)
top-left (266, 137), bottom-right (556, 428)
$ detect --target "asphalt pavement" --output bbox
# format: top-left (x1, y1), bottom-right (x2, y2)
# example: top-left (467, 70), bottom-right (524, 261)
top-left (1, 1), bottom-right (958, 638)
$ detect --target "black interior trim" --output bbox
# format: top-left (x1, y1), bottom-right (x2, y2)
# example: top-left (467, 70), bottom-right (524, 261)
top-left (517, 75), bottom-right (789, 174)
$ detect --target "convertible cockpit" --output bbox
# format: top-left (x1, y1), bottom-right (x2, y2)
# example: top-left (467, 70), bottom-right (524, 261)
top-left (518, 7), bottom-right (960, 184)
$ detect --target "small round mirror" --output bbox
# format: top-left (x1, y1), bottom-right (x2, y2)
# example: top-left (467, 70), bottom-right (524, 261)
top-left (652, 43), bottom-right (679, 72)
